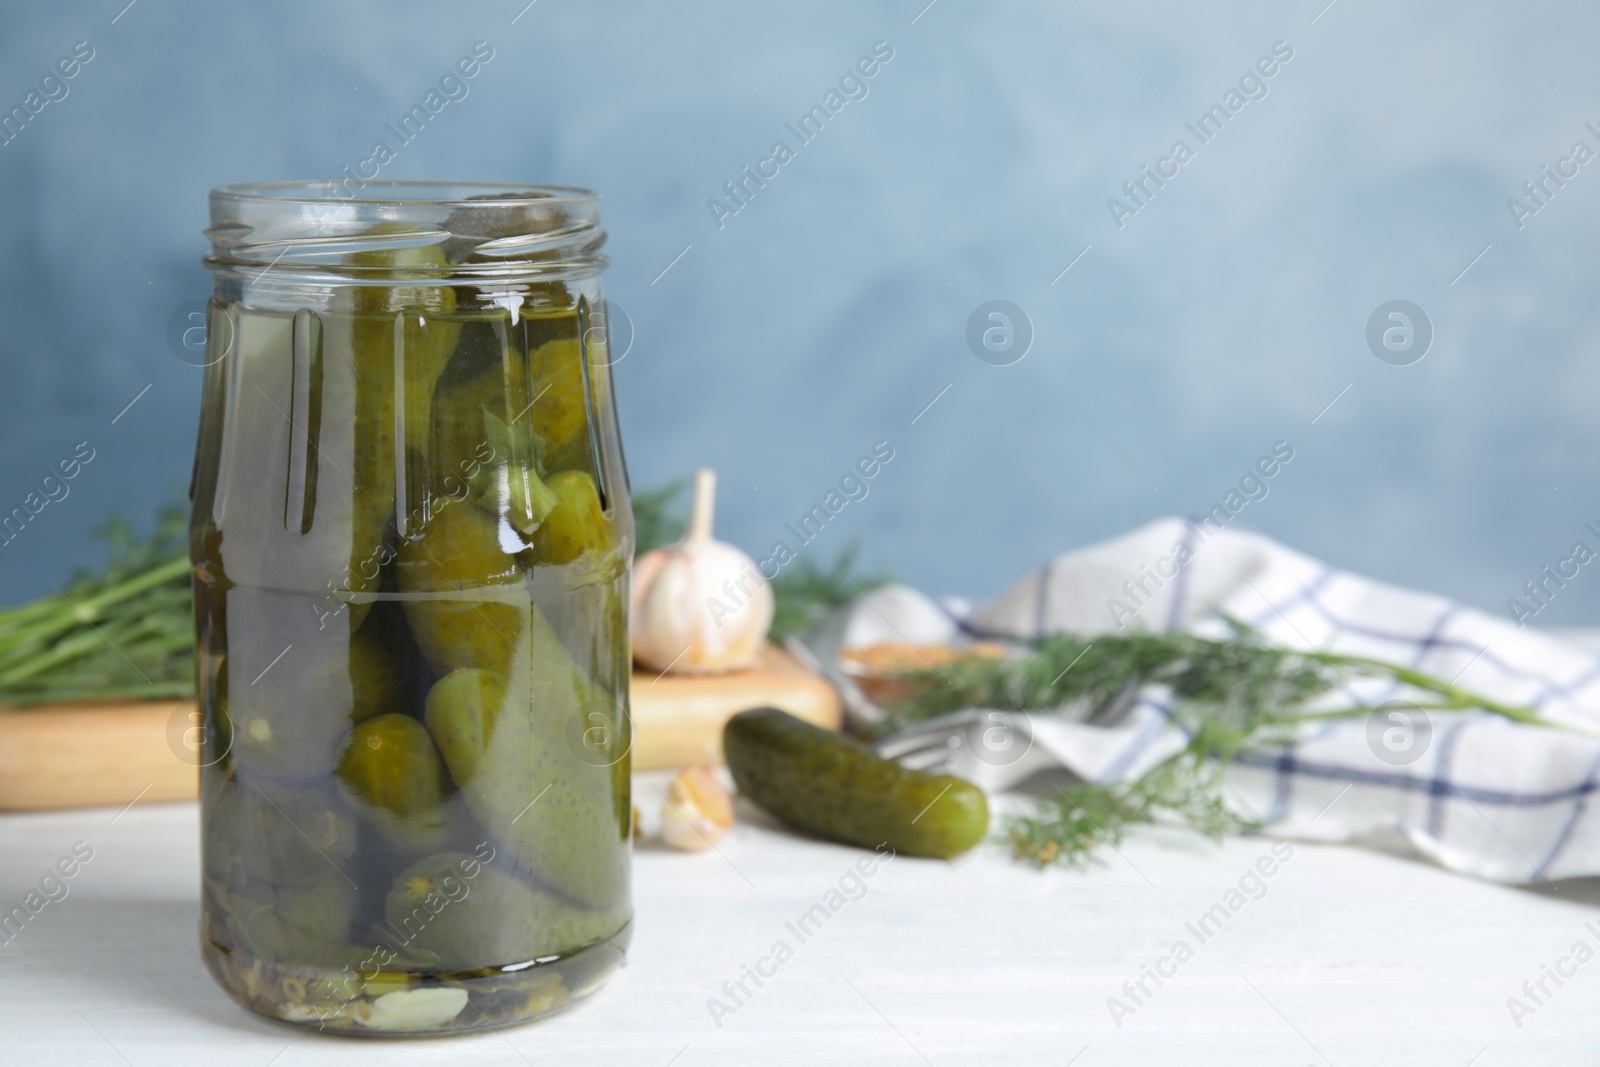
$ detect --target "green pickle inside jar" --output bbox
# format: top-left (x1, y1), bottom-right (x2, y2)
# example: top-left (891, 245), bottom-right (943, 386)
top-left (191, 184), bottom-right (631, 1036)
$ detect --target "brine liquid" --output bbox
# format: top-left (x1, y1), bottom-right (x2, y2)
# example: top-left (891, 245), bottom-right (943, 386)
top-left (190, 296), bottom-right (633, 1035)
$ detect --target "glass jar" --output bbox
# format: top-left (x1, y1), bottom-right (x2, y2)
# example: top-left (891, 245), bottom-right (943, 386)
top-left (191, 181), bottom-right (633, 1035)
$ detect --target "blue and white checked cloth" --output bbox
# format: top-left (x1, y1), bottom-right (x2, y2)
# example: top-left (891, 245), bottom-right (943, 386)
top-left (815, 518), bottom-right (1600, 884)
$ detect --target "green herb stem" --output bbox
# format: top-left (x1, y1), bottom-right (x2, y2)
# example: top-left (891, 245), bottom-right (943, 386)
top-left (1313, 650), bottom-right (1553, 727)
top-left (0, 506), bottom-right (193, 709)
top-left (0, 554), bottom-right (190, 660)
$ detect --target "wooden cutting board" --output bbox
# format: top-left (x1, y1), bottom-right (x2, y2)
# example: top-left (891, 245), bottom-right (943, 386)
top-left (0, 645), bottom-right (838, 812)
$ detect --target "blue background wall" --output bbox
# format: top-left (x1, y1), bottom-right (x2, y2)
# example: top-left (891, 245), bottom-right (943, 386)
top-left (2, 1), bottom-right (1597, 627)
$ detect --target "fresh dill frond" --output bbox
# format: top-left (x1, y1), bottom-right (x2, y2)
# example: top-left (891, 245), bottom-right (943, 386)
top-left (0, 503), bottom-right (193, 707)
top-left (883, 628), bottom-right (1330, 739)
top-left (768, 541), bottom-right (888, 642)
top-left (879, 624), bottom-right (1560, 869)
top-left (629, 479), bottom-right (688, 555)
top-left (1006, 755), bottom-right (1255, 869)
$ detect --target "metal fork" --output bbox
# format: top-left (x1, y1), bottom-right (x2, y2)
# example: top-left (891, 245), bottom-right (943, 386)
top-left (872, 708), bottom-right (1059, 792)
top-left (871, 685), bottom-right (1139, 792)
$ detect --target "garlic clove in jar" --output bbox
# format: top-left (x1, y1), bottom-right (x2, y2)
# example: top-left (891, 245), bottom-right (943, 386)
top-left (659, 765), bottom-right (735, 851)
top-left (631, 468), bottom-right (773, 674)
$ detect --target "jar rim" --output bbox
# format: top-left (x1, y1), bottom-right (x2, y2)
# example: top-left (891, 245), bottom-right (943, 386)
top-left (210, 179), bottom-right (599, 209)
top-left (205, 180), bottom-right (608, 288)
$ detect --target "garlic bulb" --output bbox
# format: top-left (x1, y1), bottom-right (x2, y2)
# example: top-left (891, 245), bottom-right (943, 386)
top-left (659, 765), bottom-right (735, 851)
top-left (632, 468), bottom-right (773, 674)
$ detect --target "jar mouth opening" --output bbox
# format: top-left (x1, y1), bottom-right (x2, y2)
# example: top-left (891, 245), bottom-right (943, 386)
top-left (211, 180), bottom-right (599, 209)
top-left (206, 180), bottom-right (607, 283)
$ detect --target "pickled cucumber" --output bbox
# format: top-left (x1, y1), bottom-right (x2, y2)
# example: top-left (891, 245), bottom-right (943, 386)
top-left (428, 320), bottom-right (522, 504)
top-left (195, 307), bottom-right (390, 630)
top-left (425, 666), bottom-right (627, 907)
top-left (205, 775), bottom-right (357, 890)
top-left (395, 501), bottom-right (527, 676)
top-left (350, 223), bottom-right (462, 468)
top-left (228, 623), bottom-right (399, 777)
top-left (221, 877), bottom-right (357, 967)
top-left (200, 777), bottom-right (358, 969)
top-left (524, 470), bottom-right (610, 566)
top-left (383, 852), bottom-right (624, 970)
top-left (523, 336), bottom-right (589, 468)
top-left (723, 707), bottom-right (989, 859)
top-left (335, 714), bottom-right (452, 852)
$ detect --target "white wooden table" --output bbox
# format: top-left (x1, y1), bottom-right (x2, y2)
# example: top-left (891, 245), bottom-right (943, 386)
top-left (2, 791), bottom-right (1597, 1066)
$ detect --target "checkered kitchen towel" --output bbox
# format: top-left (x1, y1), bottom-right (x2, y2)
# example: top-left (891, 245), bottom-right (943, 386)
top-left (812, 518), bottom-right (1600, 884)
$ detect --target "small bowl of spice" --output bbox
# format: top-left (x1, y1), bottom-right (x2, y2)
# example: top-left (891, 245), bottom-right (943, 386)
top-left (837, 640), bottom-right (1009, 709)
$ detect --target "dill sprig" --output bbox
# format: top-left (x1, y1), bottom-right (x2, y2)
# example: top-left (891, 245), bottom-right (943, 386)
top-left (1007, 757), bottom-right (1250, 870)
top-left (879, 625), bottom-right (1565, 868)
top-left (768, 543), bottom-right (888, 642)
top-left (0, 504), bottom-right (194, 707)
top-left (629, 479), bottom-right (688, 555)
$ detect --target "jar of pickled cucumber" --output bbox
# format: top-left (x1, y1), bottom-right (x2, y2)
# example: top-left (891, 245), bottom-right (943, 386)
top-left (190, 182), bottom-right (633, 1035)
